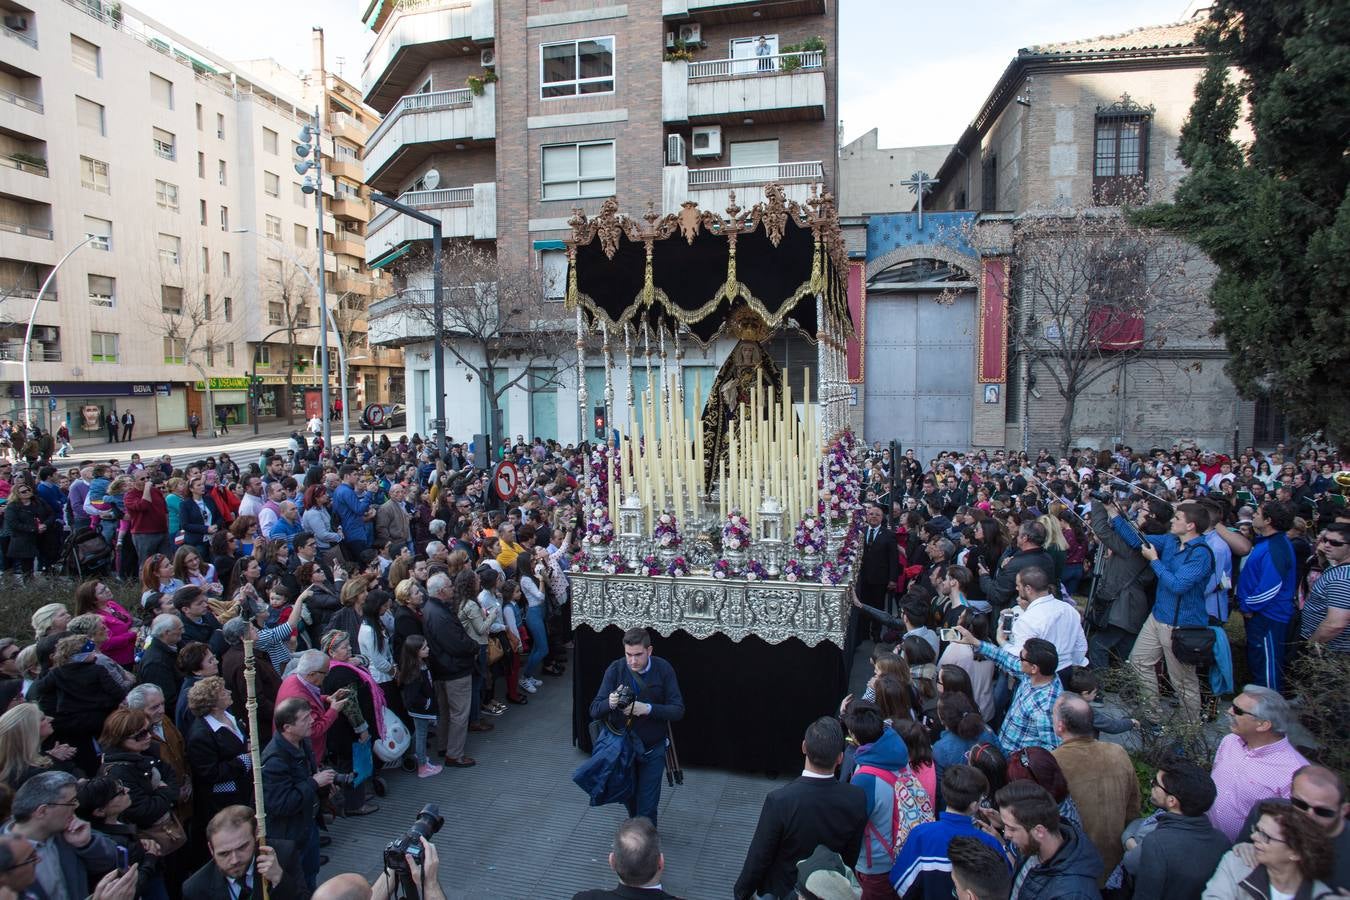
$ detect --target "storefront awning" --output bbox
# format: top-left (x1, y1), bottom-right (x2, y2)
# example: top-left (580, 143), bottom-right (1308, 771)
top-left (370, 244), bottom-right (411, 269)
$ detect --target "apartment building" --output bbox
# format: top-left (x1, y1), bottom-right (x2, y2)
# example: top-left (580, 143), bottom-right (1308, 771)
top-left (360, 0), bottom-right (838, 444)
top-left (0, 0), bottom-right (354, 438)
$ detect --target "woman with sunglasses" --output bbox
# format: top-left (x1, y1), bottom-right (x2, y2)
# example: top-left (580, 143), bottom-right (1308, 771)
top-left (97, 707), bottom-right (180, 835)
top-left (1204, 800), bottom-right (1335, 898)
top-left (1, 479), bottom-right (45, 573)
top-left (76, 775), bottom-right (169, 900)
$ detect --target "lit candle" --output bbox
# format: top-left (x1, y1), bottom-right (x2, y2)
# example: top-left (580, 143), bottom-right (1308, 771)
top-left (607, 445), bottom-right (617, 525)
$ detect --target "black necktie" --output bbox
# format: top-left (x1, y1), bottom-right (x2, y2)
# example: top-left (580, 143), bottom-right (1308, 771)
top-left (235, 877), bottom-right (252, 900)
top-left (868, 527), bottom-right (876, 546)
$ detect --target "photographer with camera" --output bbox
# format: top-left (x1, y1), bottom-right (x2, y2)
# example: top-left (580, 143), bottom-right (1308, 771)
top-left (263, 697), bottom-right (338, 891)
top-left (588, 628), bottom-right (685, 828)
top-left (1086, 497), bottom-right (1162, 670)
top-left (313, 836), bottom-right (445, 900)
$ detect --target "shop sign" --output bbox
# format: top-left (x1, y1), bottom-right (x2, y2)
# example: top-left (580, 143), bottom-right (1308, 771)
top-left (193, 377), bottom-right (250, 391)
top-left (7, 382), bottom-right (171, 398)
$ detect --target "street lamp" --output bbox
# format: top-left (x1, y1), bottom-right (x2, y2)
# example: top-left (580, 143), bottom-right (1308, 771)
top-left (21, 235), bottom-right (97, 428)
top-left (231, 227), bottom-right (349, 444)
top-left (368, 192), bottom-right (446, 461)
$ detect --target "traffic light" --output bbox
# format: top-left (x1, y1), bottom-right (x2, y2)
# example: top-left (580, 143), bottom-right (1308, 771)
top-left (593, 405), bottom-right (607, 440)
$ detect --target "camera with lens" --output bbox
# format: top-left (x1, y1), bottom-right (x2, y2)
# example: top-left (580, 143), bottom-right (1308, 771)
top-left (613, 683), bottom-right (635, 710)
top-left (383, 804), bottom-right (444, 875)
top-left (331, 772), bottom-right (357, 789)
top-left (1090, 488), bottom-right (1115, 504)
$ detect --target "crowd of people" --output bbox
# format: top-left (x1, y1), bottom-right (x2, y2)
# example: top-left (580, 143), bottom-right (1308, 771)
top-left (742, 441), bottom-right (1348, 899)
top-left (0, 430), bottom-right (586, 899)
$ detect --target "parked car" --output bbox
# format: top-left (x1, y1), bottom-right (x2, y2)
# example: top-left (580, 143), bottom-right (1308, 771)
top-left (362, 403), bottom-right (406, 430)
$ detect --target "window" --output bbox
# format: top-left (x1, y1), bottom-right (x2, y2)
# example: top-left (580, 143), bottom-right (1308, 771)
top-left (293, 182), bottom-right (308, 207)
top-left (219, 206), bottom-right (229, 231)
top-left (157, 233), bottom-right (180, 266)
top-left (540, 37), bottom-right (614, 98)
top-left (195, 103), bottom-right (203, 130)
top-left (263, 127), bottom-right (278, 155)
top-left (152, 128), bottom-right (176, 161)
top-left (223, 296), bottom-right (233, 322)
top-left (335, 143), bottom-right (358, 163)
top-left (163, 336), bottom-right (186, 364)
top-left (84, 216), bottom-right (112, 250)
top-left (296, 306), bottom-right (311, 326)
top-left (222, 253), bottom-right (231, 277)
top-left (416, 77), bottom-right (433, 94)
top-left (1094, 97), bottom-right (1152, 205)
top-left (336, 180), bottom-right (360, 199)
top-left (201, 248), bottom-right (210, 273)
top-left (268, 301), bottom-right (284, 325)
top-left (150, 74), bottom-right (174, 110)
top-left (216, 113), bottom-right (225, 140)
top-left (160, 285), bottom-right (183, 314)
top-left (88, 275), bottom-right (115, 308)
top-left (541, 141), bottom-right (615, 200)
top-left (265, 215), bottom-right (282, 240)
top-left (217, 160), bottom-right (227, 185)
top-left (204, 343), bottom-right (215, 366)
top-left (293, 223), bottom-right (308, 247)
top-left (155, 179), bottom-right (179, 212)
top-left (80, 156), bottom-right (110, 193)
top-left (226, 343), bottom-right (234, 366)
top-left (199, 199), bottom-right (207, 225)
top-left (540, 249), bottom-right (567, 301)
top-left (203, 294), bottom-right (211, 319)
top-left (980, 153), bottom-right (997, 213)
top-left (71, 35), bottom-right (101, 76)
top-left (197, 152), bottom-right (205, 178)
top-left (264, 171), bottom-right (280, 197)
top-left (76, 96), bottom-right (105, 135)
top-left (256, 344), bottom-right (271, 366)
top-left (90, 331), bottom-right (118, 363)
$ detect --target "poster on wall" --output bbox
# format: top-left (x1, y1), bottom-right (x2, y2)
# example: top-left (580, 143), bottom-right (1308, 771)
top-left (81, 405), bottom-right (102, 432)
top-left (304, 390), bottom-right (322, 421)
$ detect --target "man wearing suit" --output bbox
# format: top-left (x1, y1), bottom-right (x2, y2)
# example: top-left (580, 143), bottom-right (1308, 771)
top-left (734, 717), bottom-right (868, 900)
top-left (184, 805), bottom-right (304, 900)
top-left (856, 502), bottom-right (900, 642)
top-left (572, 817), bottom-right (682, 899)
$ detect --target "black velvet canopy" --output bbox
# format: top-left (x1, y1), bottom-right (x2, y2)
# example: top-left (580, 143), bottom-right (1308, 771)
top-left (565, 186), bottom-right (853, 346)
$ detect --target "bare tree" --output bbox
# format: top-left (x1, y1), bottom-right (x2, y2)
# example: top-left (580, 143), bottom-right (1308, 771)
top-left (947, 205), bottom-right (1211, 456)
top-left (149, 255), bottom-right (245, 387)
top-left (255, 254), bottom-right (322, 425)
top-left (398, 240), bottom-right (570, 446)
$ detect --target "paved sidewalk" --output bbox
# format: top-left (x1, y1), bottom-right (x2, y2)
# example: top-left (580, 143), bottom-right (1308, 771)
top-left (60, 419), bottom-right (408, 465)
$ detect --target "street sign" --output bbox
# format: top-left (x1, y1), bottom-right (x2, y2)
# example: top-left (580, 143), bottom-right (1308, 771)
top-left (364, 403), bottom-right (385, 426)
top-left (48, 398), bottom-right (57, 411)
top-left (493, 460), bottom-right (519, 501)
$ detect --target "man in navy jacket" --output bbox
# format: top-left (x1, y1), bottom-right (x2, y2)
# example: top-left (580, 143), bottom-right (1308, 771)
top-left (588, 628), bottom-right (684, 827)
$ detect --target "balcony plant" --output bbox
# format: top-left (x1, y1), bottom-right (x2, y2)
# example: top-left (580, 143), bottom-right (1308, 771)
top-left (664, 38), bottom-right (697, 63)
top-left (465, 68), bottom-right (498, 96)
top-left (9, 152), bottom-right (46, 172)
top-left (778, 35), bottom-right (826, 71)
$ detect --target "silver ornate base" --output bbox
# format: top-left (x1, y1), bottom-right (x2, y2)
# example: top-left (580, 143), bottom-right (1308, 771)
top-left (571, 570), bottom-right (851, 648)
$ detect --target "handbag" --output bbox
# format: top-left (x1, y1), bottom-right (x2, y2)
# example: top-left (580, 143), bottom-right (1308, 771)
top-left (1169, 541), bottom-right (1217, 666)
top-left (487, 634), bottom-right (505, 667)
top-left (141, 812), bottom-right (188, 855)
top-left (373, 707), bottom-right (411, 763)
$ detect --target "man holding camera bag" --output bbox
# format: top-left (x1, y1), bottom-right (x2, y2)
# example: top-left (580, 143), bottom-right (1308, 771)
top-left (588, 629), bottom-right (685, 827)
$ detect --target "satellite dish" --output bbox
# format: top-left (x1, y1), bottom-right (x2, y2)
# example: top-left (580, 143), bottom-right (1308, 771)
top-left (424, 168), bottom-right (440, 190)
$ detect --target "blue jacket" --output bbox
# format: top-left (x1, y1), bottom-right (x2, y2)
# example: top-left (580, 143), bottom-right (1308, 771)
top-left (588, 656), bottom-right (685, 753)
top-left (889, 812), bottom-right (1007, 899)
top-left (932, 728), bottom-right (1000, 800)
top-left (331, 482), bottom-right (372, 544)
top-left (268, 515), bottom-right (304, 549)
top-left (849, 728), bottom-right (911, 875)
top-left (1238, 532), bottom-right (1297, 623)
top-left (1112, 516), bottom-right (1213, 627)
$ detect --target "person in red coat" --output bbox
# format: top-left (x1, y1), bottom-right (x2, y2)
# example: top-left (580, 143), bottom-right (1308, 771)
top-left (74, 579), bottom-right (137, 667)
top-left (124, 471), bottom-right (171, 572)
top-left (274, 650), bottom-right (349, 763)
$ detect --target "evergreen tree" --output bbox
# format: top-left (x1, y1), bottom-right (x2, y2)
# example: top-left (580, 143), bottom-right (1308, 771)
top-left (1135, 0), bottom-right (1350, 448)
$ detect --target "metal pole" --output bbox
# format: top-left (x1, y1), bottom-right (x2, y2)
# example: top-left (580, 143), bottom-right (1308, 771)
top-left (321, 303), bottom-right (349, 444)
top-left (191, 359), bottom-right (216, 439)
top-left (251, 344), bottom-right (260, 435)
top-left (23, 235), bottom-right (96, 427)
top-left (313, 108), bottom-right (332, 452)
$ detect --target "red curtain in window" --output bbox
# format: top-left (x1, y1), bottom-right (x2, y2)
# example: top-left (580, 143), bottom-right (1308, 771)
top-left (1089, 306), bottom-right (1144, 350)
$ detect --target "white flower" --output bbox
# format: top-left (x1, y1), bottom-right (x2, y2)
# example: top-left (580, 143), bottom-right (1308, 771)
top-left (746, 572), bottom-right (758, 581)
top-left (713, 571), bottom-right (725, 579)
top-left (659, 534), bottom-right (672, 547)
top-left (785, 573), bottom-right (797, 582)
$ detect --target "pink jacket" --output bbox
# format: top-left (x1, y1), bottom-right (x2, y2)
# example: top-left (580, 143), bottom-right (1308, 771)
top-left (98, 600), bottom-right (137, 666)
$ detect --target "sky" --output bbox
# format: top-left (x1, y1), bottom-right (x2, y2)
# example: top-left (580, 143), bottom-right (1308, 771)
top-left (129, 0), bottom-right (1195, 149)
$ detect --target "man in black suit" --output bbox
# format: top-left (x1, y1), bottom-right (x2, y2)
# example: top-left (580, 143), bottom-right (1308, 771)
top-left (733, 717), bottom-right (868, 900)
top-left (856, 502), bottom-right (900, 641)
top-left (572, 817), bottom-right (682, 899)
top-left (184, 805), bottom-right (304, 900)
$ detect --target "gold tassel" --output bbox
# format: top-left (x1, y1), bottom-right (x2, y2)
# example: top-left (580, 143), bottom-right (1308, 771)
top-left (643, 240), bottom-right (655, 307)
top-left (722, 241), bottom-right (740, 305)
top-left (566, 257), bottom-right (579, 310)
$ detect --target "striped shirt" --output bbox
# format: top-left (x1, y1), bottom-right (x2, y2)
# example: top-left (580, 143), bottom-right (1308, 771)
top-left (1207, 733), bottom-right (1309, 841)
top-left (1300, 563), bottom-right (1350, 652)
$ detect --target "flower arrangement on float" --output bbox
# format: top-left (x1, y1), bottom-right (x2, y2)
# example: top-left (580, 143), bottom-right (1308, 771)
top-left (666, 556), bottom-right (691, 577)
top-left (721, 512), bottom-right (751, 551)
top-left (653, 513), bottom-right (682, 548)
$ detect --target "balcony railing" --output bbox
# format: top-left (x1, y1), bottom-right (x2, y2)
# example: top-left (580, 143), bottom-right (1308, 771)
top-left (366, 89), bottom-right (473, 153)
top-left (2, 23), bottom-right (37, 48)
top-left (687, 50), bottom-right (823, 80)
top-left (9, 287), bottom-right (56, 301)
top-left (0, 344), bottom-right (62, 362)
top-left (89, 292), bottom-right (114, 308)
top-left (368, 186), bottom-right (474, 233)
top-left (153, 142), bottom-right (176, 161)
top-left (688, 160), bottom-right (825, 187)
top-left (0, 220), bottom-right (53, 240)
top-left (0, 88), bottom-right (43, 114)
top-left (0, 155), bottom-right (48, 176)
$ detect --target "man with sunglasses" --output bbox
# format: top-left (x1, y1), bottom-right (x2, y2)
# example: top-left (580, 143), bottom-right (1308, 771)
top-left (1299, 522), bottom-right (1350, 652)
top-left (1127, 756), bottom-right (1230, 900)
top-left (1, 771), bottom-right (118, 900)
top-left (1233, 765), bottom-right (1350, 890)
top-left (0, 835), bottom-right (40, 897)
top-left (1206, 685), bottom-right (1310, 842)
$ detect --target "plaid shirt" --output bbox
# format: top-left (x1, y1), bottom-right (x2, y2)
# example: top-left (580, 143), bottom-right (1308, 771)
top-left (980, 641), bottom-right (1062, 751)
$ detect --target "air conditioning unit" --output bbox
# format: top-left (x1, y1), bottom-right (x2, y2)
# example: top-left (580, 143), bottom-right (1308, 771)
top-left (678, 23), bottom-right (701, 44)
top-left (480, 48), bottom-right (496, 67)
top-left (666, 134), bottom-right (686, 166)
top-left (691, 125), bottom-right (722, 158)
top-left (3, 15), bottom-right (28, 31)
top-left (665, 31), bottom-right (676, 49)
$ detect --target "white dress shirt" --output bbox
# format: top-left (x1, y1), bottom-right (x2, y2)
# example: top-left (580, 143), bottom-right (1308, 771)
top-left (1005, 593), bottom-right (1089, 669)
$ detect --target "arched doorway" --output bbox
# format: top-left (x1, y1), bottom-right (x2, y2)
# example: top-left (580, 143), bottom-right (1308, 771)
top-left (863, 248), bottom-right (978, 461)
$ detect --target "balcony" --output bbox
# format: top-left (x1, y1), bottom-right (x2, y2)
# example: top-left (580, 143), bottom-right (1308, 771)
top-left (663, 161), bottom-right (825, 213)
top-left (363, 86), bottom-right (495, 189)
top-left (0, 85), bottom-right (43, 116)
top-left (366, 182), bottom-right (496, 267)
top-left (663, 52), bottom-right (826, 124)
top-left (662, 0), bottom-right (825, 21)
top-left (0, 154), bottom-right (46, 177)
top-left (328, 156), bottom-right (363, 182)
top-left (331, 195), bottom-right (370, 223)
top-left (0, 218), bottom-right (52, 240)
top-left (362, 0), bottom-right (495, 113)
top-left (0, 153), bottom-right (51, 202)
top-left (329, 112), bottom-right (370, 145)
top-left (330, 234), bottom-right (366, 258)
top-left (335, 272), bottom-right (378, 296)
top-left (367, 291), bottom-right (437, 347)
top-left (0, 343), bottom-right (62, 362)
